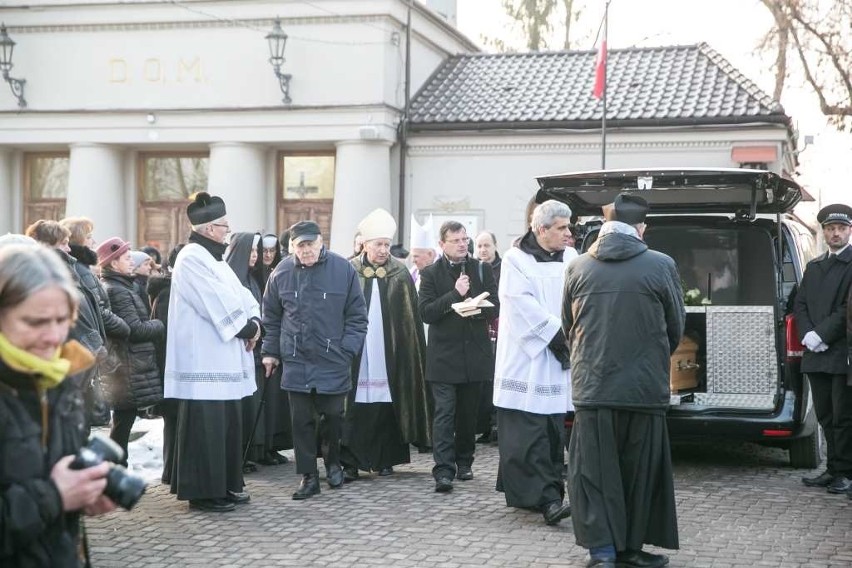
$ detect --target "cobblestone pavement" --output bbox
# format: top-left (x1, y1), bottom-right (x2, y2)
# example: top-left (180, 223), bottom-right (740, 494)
top-left (87, 439), bottom-right (852, 567)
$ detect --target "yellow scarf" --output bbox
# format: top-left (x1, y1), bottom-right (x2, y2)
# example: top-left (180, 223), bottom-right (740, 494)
top-left (0, 333), bottom-right (72, 390)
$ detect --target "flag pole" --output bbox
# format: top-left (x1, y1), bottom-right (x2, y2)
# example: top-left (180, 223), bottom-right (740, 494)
top-left (600, 2), bottom-right (609, 169)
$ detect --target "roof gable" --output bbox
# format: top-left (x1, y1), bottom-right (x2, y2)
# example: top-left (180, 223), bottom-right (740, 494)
top-left (409, 43), bottom-right (788, 130)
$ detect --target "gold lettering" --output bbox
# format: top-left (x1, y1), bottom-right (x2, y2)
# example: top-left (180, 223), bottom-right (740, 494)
top-left (177, 57), bottom-right (203, 83)
top-left (109, 59), bottom-right (128, 83)
top-left (144, 58), bottom-right (162, 83)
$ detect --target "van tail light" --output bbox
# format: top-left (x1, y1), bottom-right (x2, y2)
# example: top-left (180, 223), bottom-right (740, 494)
top-left (785, 314), bottom-right (804, 362)
top-left (762, 428), bottom-right (793, 438)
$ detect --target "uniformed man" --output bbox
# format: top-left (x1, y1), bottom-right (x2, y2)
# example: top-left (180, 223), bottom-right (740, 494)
top-left (795, 203), bottom-right (852, 495)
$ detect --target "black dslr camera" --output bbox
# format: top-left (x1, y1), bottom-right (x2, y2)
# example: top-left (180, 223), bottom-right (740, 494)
top-left (70, 433), bottom-right (147, 510)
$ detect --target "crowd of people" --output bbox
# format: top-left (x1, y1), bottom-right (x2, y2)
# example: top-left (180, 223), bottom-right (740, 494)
top-left (4, 189), bottom-right (852, 568)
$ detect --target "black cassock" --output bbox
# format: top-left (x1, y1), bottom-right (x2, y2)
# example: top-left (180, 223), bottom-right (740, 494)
top-left (170, 400), bottom-right (243, 500)
top-left (568, 408), bottom-right (679, 552)
top-left (495, 408), bottom-right (565, 509)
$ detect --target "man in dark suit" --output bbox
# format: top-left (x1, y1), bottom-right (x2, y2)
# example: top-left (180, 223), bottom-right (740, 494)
top-left (418, 221), bottom-right (499, 493)
top-left (795, 203), bottom-right (852, 495)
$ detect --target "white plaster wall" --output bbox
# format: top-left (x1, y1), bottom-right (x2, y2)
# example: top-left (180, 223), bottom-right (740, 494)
top-left (407, 127), bottom-right (793, 250)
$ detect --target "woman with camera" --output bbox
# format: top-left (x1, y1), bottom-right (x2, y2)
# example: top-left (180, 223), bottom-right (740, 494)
top-left (0, 244), bottom-right (116, 567)
top-left (97, 237), bottom-right (165, 466)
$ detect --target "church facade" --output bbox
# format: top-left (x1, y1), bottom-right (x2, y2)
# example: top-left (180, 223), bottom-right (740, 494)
top-left (0, 0), bottom-right (798, 256)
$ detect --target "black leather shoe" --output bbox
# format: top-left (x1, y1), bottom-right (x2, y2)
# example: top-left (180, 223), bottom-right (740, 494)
top-left (225, 490), bottom-right (251, 504)
top-left (475, 433), bottom-right (491, 444)
top-left (242, 460), bottom-right (258, 474)
top-left (435, 477), bottom-right (453, 493)
top-left (189, 498), bottom-right (235, 512)
top-left (615, 549), bottom-right (669, 567)
top-left (826, 476), bottom-right (852, 494)
top-left (457, 467), bottom-right (473, 481)
top-left (292, 474), bottom-right (321, 500)
top-left (802, 470), bottom-right (834, 487)
top-left (542, 500), bottom-right (572, 525)
top-left (326, 465), bottom-right (344, 488)
top-left (586, 558), bottom-right (616, 568)
top-left (343, 467), bottom-right (359, 482)
top-left (378, 466), bottom-right (394, 476)
top-left (258, 451), bottom-right (287, 466)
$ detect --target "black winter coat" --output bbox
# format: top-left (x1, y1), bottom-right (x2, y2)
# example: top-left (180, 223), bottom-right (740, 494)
top-left (563, 232), bottom-right (685, 410)
top-left (69, 245), bottom-right (130, 341)
top-left (262, 248), bottom-right (368, 395)
top-left (101, 271), bottom-right (165, 409)
top-left (56, 250), bottom-right (104, 355)
top-left (0, 353), bottom-right (89, 567)
top-left (794, 246), bottom-right (852, 375)
top-left (418, 255), bottom-right (499, 384)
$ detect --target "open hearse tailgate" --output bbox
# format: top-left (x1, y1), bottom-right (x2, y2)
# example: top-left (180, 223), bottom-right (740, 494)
top-left (535, 168), bottom-right (802, 216)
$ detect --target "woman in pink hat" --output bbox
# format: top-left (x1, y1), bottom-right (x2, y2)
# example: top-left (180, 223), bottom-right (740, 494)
top-left (97, 237), bottom-right (166, 466)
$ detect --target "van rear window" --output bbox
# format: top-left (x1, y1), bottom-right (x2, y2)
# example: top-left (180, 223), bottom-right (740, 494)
top-left (644, 225), bottom-right (776, 306)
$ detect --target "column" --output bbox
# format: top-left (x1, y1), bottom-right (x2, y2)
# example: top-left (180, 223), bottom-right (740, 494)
top-left (207, 143), bottom-right (267, 234)
top-left (0, 150), bottom-right (12, 234)
top-left (330, 139), bottom-right (393, 254)
top-left (65, 144), bottom-right (126, 242)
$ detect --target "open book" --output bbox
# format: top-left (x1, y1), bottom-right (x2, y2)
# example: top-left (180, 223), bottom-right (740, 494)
top-left (451, 292), bottom-right (494, 318)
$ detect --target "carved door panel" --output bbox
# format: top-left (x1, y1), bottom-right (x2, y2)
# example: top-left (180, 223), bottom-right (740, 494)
top-left (277, 199), bottom-right (334, 244)
top-left (24, 200), bottom-right (66, 228)
top-left (138, 203), bottom-right (192, 262)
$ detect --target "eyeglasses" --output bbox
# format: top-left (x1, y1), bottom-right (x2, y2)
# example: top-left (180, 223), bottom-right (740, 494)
top-left (444, 237), bottom-right (470, 245)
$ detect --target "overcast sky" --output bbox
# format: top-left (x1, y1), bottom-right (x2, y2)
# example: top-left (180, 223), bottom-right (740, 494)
top-left (455, 0), bottom-right (851, 218)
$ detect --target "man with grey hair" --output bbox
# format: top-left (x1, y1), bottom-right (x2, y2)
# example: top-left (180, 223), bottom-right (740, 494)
top-left (563, 194), bottom-right (684, 567)
top-left (165, 192), bottom-right (261, 513)
top-left (493, 199), bottom-right (576, 525)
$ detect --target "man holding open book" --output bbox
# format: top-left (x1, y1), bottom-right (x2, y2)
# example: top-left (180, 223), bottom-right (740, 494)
top-left (418, 221), bottom-right (499, 494)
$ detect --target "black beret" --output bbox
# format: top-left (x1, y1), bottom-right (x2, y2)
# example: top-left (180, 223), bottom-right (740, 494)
top-left (187, 192), bottom-right (227, 225)
top-left (817, 204), bottom-right (852, 227)
top-left (613, 193), bottom-right (649, 225)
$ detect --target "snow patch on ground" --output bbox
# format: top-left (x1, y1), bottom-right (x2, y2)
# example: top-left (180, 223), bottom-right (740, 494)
top-left (127, 418), bottom-right (165, 484)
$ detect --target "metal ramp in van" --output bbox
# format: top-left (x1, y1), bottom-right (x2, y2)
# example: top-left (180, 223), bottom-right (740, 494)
top-left (683, 305), bottom-right (778, 410)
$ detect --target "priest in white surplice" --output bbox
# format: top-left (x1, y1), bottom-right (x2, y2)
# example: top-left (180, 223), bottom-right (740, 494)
top-left (165, 192), bottom-right (260, 513)
top-left (493, 200), bottom-right (577, 526)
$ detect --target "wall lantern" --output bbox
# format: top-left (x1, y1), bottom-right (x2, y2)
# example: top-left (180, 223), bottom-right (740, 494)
top-left (265, 18), bottom-right (292, 104)
top-left (0, 24), bottom-right (26, 108)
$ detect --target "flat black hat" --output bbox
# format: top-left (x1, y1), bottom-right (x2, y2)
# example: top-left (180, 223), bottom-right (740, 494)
top-left (390, 243), bottom-right (409, 259)
top-left (187, 192), bottom-right (227, 225)
top-left (289, 220), bottom-right (321, 244)
top-left (613, 193), bottom-right (649, 225)
top-left (817, 203), bottom-right (852, 227)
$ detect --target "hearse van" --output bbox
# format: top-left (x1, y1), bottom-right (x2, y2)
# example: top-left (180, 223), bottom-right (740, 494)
top-left (536, 168), bottom-right (820, 468)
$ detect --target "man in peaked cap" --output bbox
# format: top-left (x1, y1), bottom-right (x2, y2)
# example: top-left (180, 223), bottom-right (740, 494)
top-left (165, 191), bottom-right (261, 512)
top-left (795, 203), bottom-right (852, 495)
top-left (340, 209), bottom-right (431, 481)
top-left (261, 219), bottom-right (368, 500)
top-left (563, 193), bottom-right (684, 567)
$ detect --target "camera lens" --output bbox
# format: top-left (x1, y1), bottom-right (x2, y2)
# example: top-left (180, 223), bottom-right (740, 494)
top-left (105, 466), bottom-right (147, 510)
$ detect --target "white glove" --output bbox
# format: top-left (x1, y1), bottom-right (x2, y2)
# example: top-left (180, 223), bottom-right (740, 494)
top-left (812, 342), bottom-right (829, 353)
top-left (802, 331), bottom-right (823, 352)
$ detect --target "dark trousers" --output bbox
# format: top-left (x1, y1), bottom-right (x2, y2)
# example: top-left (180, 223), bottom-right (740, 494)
top-left (110, 407), bottom-right (137, 467)
top-left (809, 372), bottom-right (852, 476)
top-left (430, 381), bottom-right (482, 480)
top-left (289, 390), bottom-right (346, 475)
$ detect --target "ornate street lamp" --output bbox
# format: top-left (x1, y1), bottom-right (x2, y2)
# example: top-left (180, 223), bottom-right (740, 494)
top-left (265, 18), bottom-right (292, 104)
top-left (0, 24), bottom-right (27, 108)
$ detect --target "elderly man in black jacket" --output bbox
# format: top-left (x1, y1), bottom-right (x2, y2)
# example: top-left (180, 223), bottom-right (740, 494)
top-left (794, 203), bottom-right (852, 495)
top-left (262, 220), bottom-right (368, 500)
top-left (419, 221), bottom-right (499, 493)
top-left (563, 195), bottom-right (684, 568)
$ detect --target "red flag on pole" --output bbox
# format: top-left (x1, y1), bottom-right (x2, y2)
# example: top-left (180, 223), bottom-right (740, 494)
top-left (592, 38), bottom-right (607, 99)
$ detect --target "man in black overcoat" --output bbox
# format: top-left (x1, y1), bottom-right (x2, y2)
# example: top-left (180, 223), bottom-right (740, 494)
top-left (794, 203), bottom-right (852, 494)
top-left (418, 221), bottom-right (499, 493)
